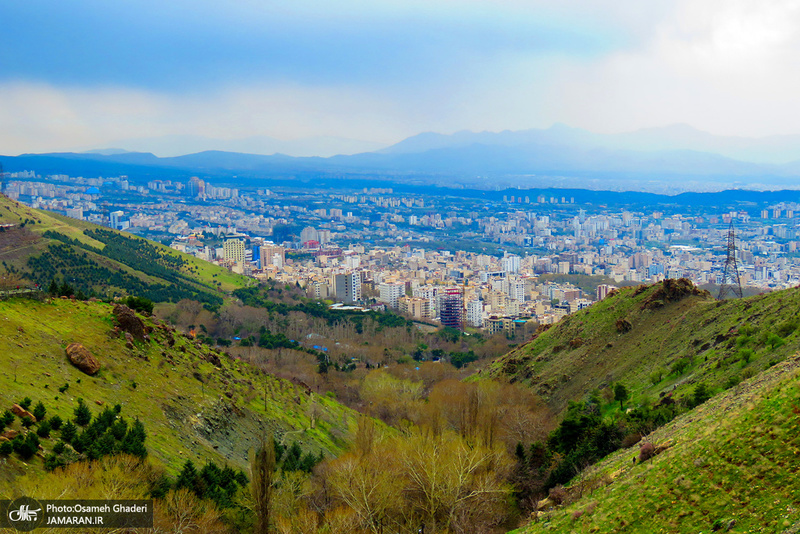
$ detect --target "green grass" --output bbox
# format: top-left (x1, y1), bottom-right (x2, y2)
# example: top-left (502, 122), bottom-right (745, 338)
top-left (512, 353), bottom-right (800, 533)
top-left (0, 194), bottom-right (249, 296)
top-left (487, 281), bottom-right (800, 420)
top-left (0, 298), bottom-right (359, 483)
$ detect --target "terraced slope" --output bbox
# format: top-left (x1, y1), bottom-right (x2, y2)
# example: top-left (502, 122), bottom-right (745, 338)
top-left (0, 297), bottom-right (359, 483)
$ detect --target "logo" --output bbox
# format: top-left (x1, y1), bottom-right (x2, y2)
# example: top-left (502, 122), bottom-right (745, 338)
top-left (6, 497), bottom-right (44, 532)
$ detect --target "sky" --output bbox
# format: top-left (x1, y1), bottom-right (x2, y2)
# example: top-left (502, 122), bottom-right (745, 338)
top-left (2, 0), bottom-right (800, 155)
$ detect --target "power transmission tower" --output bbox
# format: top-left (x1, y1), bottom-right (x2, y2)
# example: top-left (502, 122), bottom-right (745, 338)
top-left (718, 221), bottom-right (743, 299)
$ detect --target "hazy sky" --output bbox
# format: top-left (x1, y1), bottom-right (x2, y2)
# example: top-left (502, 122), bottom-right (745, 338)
top-left (2, 0), bottom-right (800, 155)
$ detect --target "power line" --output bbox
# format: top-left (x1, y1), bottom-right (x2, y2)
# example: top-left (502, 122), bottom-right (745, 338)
top-left (718, 221), bottom-right (743, 300)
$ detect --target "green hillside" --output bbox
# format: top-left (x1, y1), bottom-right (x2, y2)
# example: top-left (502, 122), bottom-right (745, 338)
top-left (0, 297), bottom-right (359, 483)
top-left (513, 352), bottom-right (800, 533)
top-left (0, 194), bottom-right (247, 303)
top-left (487, 279), bottom-right (800, 417)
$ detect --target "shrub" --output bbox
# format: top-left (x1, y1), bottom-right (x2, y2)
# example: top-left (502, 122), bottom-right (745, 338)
top-left (53, 441), bottom-right (66, 454)
top-left (638, 442), bottom-right (655, 462)
top-left (0, 441), bottom-right (12, 456)
top-left (19, 397), bottom-right (32, 410)
top-left (766, 333), bottom-right (785, 350)
top-left (723, 375), bottom-right (741, 389)
top-left (738, 349), bottom-right (754, 366)
top-left (122, 296), bottom-right (154, 315)
top-left (58, 384), bottom-right (69, 393)
top-left (548, 484), bottom-right (567, 505)
top-left (671, 357), bottom-right (691, 376)
top-left (649, 367), bottom-right (665, 385)
top-left (776, 319), bottom-right (798, 338)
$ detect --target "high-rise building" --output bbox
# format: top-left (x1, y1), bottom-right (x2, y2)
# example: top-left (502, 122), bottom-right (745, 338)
top-left (300, 226), bottom-right (319, 244)
top-left (334, 272), bottom-right (361, 304)
top-left (187, 176), bottom-right (205, 198)
top-left (501, 254), bottom-right (521, 273)
top-left (109, 210), bottom-right (129, 230)
top-left (466, 299), bottom-right (484, 327)
top-left (508, 280), bottom-right (526, 302)
top-left (596, 284), bottom-right (618, 300)
top-left (259, 244), bottom-right (285, 268)
top-left (439, 287), bottom-right (464, 331)
top-left (378, 282), bottom-right (405, 309)
top-left (223, 238), bottom-right (246, 264)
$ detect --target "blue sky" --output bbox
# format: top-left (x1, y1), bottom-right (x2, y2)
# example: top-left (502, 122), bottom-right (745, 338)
top-left (2, 0), bottom-right (799, 155)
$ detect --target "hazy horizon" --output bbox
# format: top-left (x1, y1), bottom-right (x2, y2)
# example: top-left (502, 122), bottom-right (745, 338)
top-left (4, 1), bottom-right (800, 156)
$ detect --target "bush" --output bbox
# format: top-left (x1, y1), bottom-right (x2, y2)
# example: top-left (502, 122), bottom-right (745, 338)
top-left (671, 357), bottom-right (691, 376)
top-left (738, 349), bottom-right (754, 366)
top-left (776, 319), bottom-right (798, 338)
top-left (548, 484), bottom-right (567, 505)
top-left (122, 296), bottom-right (154, 315)
top-left (649, 367), bottom-right (665, 385)
top-left (638, 442), bottom-right (655, 462)
top-left (53, 441), bottom-right (66, 454)
top-left (766, 333), bottom-right (785, 350)
top-left (0, 441), bottom-right (13, 456)
top-left (723, 375), bottom-right (741, 389)
top-left (19, 397), bottom-right (32, 410)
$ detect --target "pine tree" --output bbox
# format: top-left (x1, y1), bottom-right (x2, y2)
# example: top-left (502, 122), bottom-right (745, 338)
top-left (60, 420), bottom-right (77, 443)
top-left (176, 460), bottom-right (198, 491)
top-left (32, 401), bottom-right (46, 421)
top-left (74, 399), bottom-right (92, 426)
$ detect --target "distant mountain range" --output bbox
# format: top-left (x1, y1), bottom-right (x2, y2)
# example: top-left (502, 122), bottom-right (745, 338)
top-left (85, 134), bottom-right (387, 158)
top-left (4, 124), bottom-right (800, 193)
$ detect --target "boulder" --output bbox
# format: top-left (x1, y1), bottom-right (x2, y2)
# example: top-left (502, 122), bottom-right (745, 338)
top-left (112, 304), bottom-right (146, 340)
top-left (66, 342), bottom-right (101, 375)
top-left (10, 404), bottom-right (36, 422)
top-left (124, 332), bottom-right (135, 349)
top-left (1, 429), bottom-right (19, 439)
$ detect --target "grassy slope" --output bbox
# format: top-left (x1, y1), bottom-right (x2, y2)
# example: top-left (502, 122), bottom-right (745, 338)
top-left (0, 297), bottom-right (359, 483)
top-left (486, 281), bottom-right (800, 417)
top-left (0, 194), bottom-right (247, 293)
top-left (513, 352), bottom-right (800, 533)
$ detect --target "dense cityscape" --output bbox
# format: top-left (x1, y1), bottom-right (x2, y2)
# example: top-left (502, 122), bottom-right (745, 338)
top-left (4, 170), bottom-right (800, 333)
